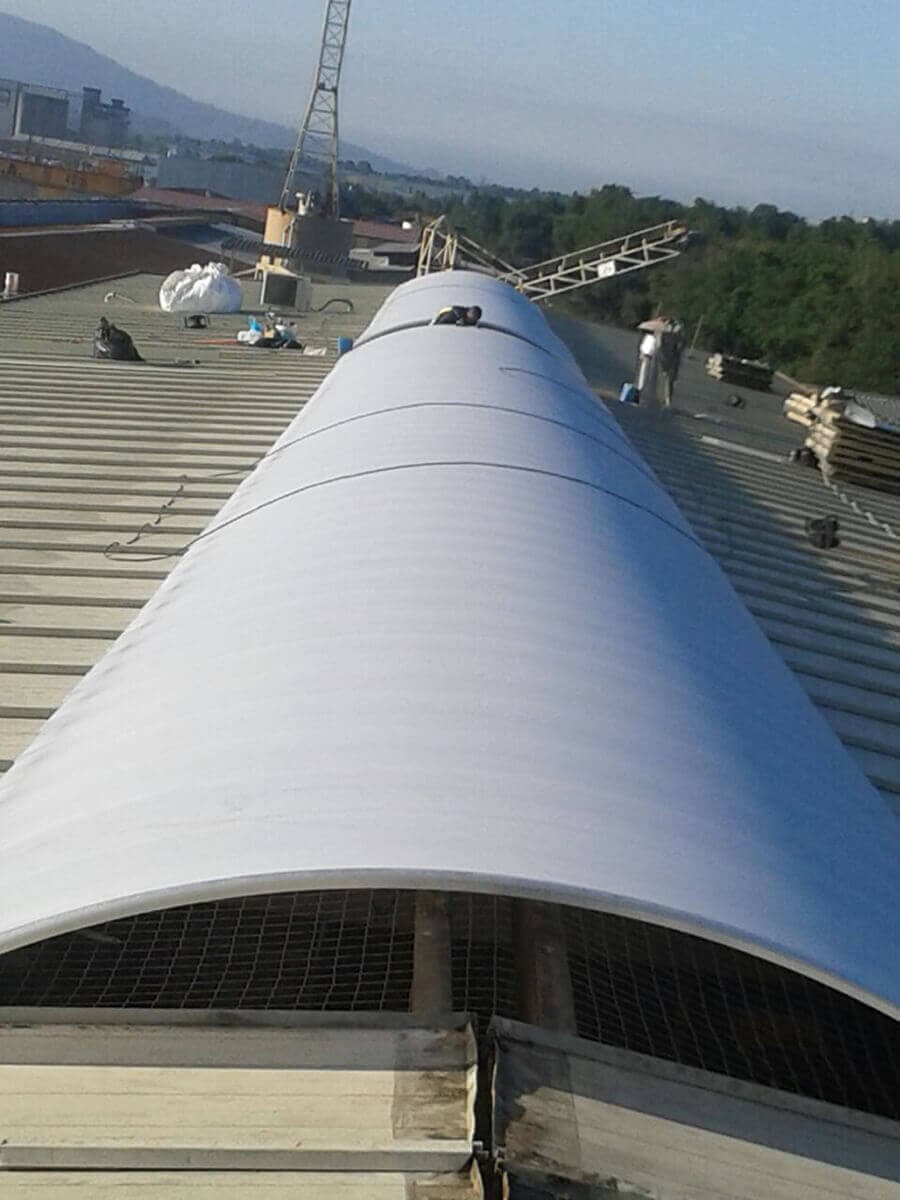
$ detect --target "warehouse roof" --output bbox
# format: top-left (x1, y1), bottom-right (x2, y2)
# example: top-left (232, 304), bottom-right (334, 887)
top-left (0, 272), bottom-right (896, 1019)
top-left (0, 1010), bottom-right (480, 1194)
top-left (491, 1018), bottom-right (900, 1199)
top-left (0, 273), bottom-right (390, 771)
top-left (1, 282), bottom-right (897, 1200)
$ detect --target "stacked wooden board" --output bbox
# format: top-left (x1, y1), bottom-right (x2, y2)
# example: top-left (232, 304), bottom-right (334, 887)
top-left (705, 353), bottom-right (773, 390)
top-left (784, 388), bottom-right (900, 494)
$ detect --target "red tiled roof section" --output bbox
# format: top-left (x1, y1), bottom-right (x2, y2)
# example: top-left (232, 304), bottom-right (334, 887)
top-left (351, 219), bottom-right (419, 243)
top-left (135, 196), bottom-right (418, 244)
top-left (135, 187), bottom-right (268, 224)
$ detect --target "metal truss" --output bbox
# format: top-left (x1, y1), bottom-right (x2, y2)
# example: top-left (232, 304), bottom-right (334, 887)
top-left (501, 220), bottom-right (688, 299)
top-left (280, 0), bottom-right (352, 217)
top-left (418, 216), bottom-right (688, 302)
top-left (416, 215), bottom-right (458, 277)
top-left (417, 215), bottom-right (519, 279)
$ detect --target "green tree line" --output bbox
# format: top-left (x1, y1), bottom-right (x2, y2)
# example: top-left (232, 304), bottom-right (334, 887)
top-left (436, 186), bottom-right (900, 392)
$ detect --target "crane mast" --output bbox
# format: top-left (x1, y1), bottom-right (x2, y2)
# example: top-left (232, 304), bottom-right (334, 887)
top-left (280, 0), bottom-right (352, 217)
top-left (268, 3), bottom-right (688, 300)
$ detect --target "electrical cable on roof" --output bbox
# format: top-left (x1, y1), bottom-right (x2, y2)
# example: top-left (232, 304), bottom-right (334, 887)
top-left (103, 389), bottom-right (660, 560)
top-left (103, 480), bottom-right (188, 561)
top-left (105, 459), bottom-right (704, 566)
top-left (311, 297), bottom-right (353, 313)
top-left (819, 472), bottom-right (898, 541)
top-left (102, 376), bottom-right (657, 559)
top-left (702, 433), bottom-right (899, 541)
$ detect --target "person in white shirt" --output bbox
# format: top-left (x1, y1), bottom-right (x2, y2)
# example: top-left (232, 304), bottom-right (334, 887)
top-left (636, 330), bottom-right (659, 405)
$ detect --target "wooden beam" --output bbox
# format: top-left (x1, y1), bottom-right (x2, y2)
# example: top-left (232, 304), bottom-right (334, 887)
top-left (513, 901), bottom-right (577, 1034)
top-left (411, 891), bottom-right (453, 1018)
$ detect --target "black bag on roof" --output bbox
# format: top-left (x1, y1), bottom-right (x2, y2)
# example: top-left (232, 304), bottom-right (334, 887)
top-left (93, 317), bottom-right (144, 362)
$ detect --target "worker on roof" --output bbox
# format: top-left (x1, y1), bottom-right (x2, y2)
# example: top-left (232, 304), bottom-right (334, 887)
top-left (635, 329), bottom-right (658, 406)
top-left (658, 320), bottom-right (684, 406)
top-left (431, 305), bottom-right (482, 327)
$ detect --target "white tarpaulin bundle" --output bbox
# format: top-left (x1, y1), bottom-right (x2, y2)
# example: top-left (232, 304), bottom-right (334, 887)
top-left (159, 262), bottom-right (242, 314)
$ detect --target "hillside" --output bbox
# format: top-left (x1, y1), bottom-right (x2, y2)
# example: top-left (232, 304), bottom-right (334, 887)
top-left (0, 10), bottom-right (393, 163)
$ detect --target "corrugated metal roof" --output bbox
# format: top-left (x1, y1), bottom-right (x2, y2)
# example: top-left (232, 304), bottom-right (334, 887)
top-left (2, 1172), bottom-right (483, 1197)
top-left (613, 393), bottom-right (900, 816)
top-left (0, 274), bottom-right (389, 772)
top-left (548, 313), bottom-right (900, 818)
top-left (0, 1012), bottom-right (479, 1191)
top-left (490, 1018), bottom-right (900, 1199)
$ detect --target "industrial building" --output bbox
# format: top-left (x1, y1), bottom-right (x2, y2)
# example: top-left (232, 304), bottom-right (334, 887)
top-left (78, 87), bottom-right (131, 149)
top-left (0, 79), bottom-right (69, 141)
top-left (0, 81), bottom-right (131, 149)
top-left (0, 80), bottom-right (140, 202)
top-left (0, 270), bottom-right (897, 1196)
top-left (156, 156), bottom-right (284, 206)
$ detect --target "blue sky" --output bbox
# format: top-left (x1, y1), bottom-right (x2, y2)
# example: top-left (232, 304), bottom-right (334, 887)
top-left (2, 0), bottom-right (899, 217)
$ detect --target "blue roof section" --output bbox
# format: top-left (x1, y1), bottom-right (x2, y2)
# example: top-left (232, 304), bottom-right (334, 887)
top-left (0, 198), bottom-right (146, 228)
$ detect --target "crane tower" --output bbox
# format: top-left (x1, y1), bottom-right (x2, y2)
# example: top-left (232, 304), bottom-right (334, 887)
top-left (280, 0), bottom-right (352, 217)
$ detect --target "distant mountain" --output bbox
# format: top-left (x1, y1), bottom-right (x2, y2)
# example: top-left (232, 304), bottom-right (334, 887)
top-left (0, 10), bottom-right (411, 171)
top-left (0, 11), bottom-right (299, 145)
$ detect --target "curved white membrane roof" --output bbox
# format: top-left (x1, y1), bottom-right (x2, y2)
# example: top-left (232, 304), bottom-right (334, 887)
top-left (0, 272), bottom-right (897, 1017)
top-left (355, 269), bottom-right (579, 364)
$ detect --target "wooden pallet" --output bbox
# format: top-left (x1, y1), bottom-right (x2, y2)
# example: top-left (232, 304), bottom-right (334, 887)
top-left (785, 389), bottom-right (900, 495)
top-left (706, 353), bottom-right (773, 390)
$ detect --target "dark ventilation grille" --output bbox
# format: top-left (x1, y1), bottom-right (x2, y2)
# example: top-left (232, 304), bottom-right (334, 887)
top-left (563, 908), bottom-right (900, 1121)
top-left (0, 890), bottom-right (897, 1121)
top-left (448, 893), bottom-right (517, 1023)
top-left (0, 891), bottom-right (415, 1012)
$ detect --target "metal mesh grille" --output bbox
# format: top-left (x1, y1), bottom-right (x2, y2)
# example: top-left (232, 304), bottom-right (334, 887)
top-left (0, 891), bottom-right (415, 1011)
top-left (448, 893), bottom-right (517, 1024)
top-left (0, 889), bottom-right (896, 1120)
top-left (564, 907), bottom-right (900, 1120)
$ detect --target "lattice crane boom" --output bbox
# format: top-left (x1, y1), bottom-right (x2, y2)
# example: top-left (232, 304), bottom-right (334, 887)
top-left (501, 220), bottom-right (688, 299)
top-left (418, 216), bottom-right (689, 302)
top-left (280, 0), bottom-right (352, 217)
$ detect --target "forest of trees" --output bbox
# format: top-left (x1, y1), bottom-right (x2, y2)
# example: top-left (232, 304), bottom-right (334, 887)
top-left (405, 186), bottom-right (900, 393)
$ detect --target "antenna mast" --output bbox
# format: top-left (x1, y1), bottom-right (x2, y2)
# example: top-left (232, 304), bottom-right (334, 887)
top-left (280, 0), bottom-right (352, 217)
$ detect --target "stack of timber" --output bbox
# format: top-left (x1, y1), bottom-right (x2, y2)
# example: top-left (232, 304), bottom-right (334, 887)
top-left (784, 388), bottom-right (900, 494)
top-left (705, 353), bottom-right (773, 390)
